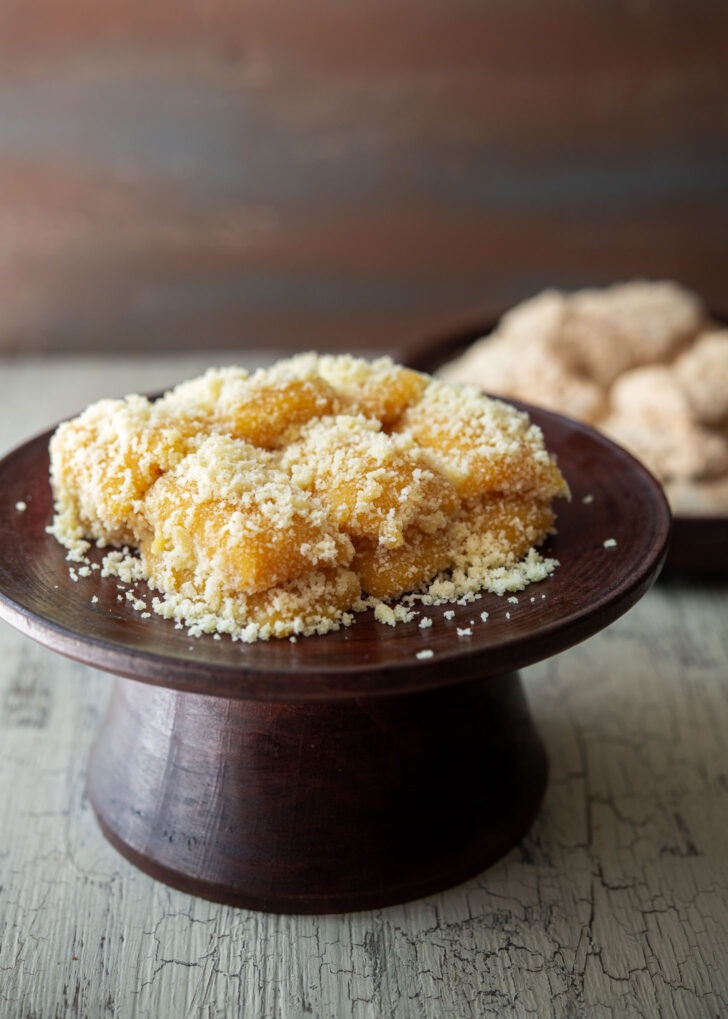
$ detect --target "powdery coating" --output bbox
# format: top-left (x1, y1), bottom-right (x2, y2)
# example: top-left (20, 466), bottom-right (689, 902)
top-left (674, 330), bottom-right (728, 427)
top-left (282, 415), bottom-right (459, 548)
top-left (602, 366), bottom-right (728, 485)
top-left (48, 354), bottom-right (569, 642)
top-left (396, 380), bottom-right (567, 500)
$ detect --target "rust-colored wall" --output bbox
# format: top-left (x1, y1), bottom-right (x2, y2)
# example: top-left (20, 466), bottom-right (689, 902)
top-left (1, 1), bottom-right (727, 354)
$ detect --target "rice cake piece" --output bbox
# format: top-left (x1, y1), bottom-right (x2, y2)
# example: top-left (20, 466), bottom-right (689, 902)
top-left (442, 332), bottom-right (606, 424)
top-left (49, 395), bottom-right (198, 547)
top-left (161, 367), bottom-right (338, 448)
top-left (609, 365), bottom-right (692, 424)
top-left (451, 495), bottom-right (557, 564)
top-left (674, 329), bottom-right (728, 427)
top-left (242, 568), bottom-right (362, 638)
top-left (284, 415), bottom-right (460, 548)
top-left (601, 413), bottom-right (728, 484)
top-left (557, 280), bottom-right (704, 385)
top-left (603, 364), bottom-right (728, 481)
top-left (351, 528), bottom-right (452, 599)
top-left (141, 435), bottom-right (354, 599)
top-left (313, 354), bottom-right (427, 426)
top-left (398, 380), bottom-right (569, 501)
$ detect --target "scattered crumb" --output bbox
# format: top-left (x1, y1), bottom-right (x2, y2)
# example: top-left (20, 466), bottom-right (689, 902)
top-left (91, 595), bottom-right (99, 604)
top-left (125, 591), bottom-right (147, 612)
top-left (505, 611), bottom-right (511, 619)
top-left (416, 649), bottom-right (434, 660)
top-left (15, 501), bottom-right (27, 512)
top-left (392, 603), bottom-right (417, 624)
top-left (456, 627), bottom-right (472, 637)
top-left (480, 611), bottom-right (489, 622)
top-left (444, 610), bottom-right (455, 620)
top-left (374, 602), bottom-right (397, 627)
top-left (603, 538), bottom-right (618, 548)
top-left (582, 494), bottom-right (595, 504)
top-left (419, 617), bottom-right (433, 629)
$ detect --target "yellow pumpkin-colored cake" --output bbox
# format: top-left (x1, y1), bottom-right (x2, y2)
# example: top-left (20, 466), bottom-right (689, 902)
top-left (49, 353), bottom-right (569, 641)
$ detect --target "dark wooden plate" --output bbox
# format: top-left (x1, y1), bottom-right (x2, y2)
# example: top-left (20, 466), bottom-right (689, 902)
top-left (406, 327), bottom-right (728, 575)
top-left (0, 401), bottom-right (672, 911)
top-left (0, 403), bottom-right (670, 702)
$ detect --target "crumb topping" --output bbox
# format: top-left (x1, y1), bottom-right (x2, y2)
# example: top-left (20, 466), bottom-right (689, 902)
top-left (48, 353), bottom-right (569, 642)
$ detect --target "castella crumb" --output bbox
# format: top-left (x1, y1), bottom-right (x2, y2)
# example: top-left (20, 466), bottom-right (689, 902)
top-left (48, 353), bottom-right (569, 642)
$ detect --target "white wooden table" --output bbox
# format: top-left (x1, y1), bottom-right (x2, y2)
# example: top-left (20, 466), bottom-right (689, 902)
top-left (1, 355), bottom-right (727, 1018)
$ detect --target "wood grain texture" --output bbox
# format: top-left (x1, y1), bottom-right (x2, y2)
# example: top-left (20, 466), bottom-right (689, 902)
top-left (0, 1), bottom-right (726, 354)
top-left (0, 357), bottom-right (727, 1016)
top-left (86, 672), bottom-right (547, 913)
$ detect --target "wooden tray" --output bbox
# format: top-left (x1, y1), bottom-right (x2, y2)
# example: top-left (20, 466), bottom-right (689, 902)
top-left (0, 403), bottom-right (670, 912)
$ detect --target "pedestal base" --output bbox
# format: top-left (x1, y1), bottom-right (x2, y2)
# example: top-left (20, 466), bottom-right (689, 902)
top-left (87, 671), bottom-right (547, 913)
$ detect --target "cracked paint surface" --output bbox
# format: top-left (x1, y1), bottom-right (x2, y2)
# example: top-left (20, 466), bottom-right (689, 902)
top-left (1, 575), bottom-right (727, 1018)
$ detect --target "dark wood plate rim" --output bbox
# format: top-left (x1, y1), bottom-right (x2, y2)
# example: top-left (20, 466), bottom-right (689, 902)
top-left (0, 400), bottom-right (670, 702)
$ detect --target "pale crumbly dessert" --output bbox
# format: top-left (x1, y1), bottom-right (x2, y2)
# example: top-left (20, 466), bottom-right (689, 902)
top-left (440, 281), bottom-right (728, 516)
top-left (48, 353), bottom-right (569, 642)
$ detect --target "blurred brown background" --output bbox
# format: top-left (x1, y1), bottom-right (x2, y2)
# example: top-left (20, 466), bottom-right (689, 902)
top-left (1, 0), bottom-right (727, 356)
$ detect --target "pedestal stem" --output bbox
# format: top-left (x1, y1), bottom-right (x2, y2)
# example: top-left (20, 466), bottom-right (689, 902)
top-left (87, 671), bottom-right (546, 913)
